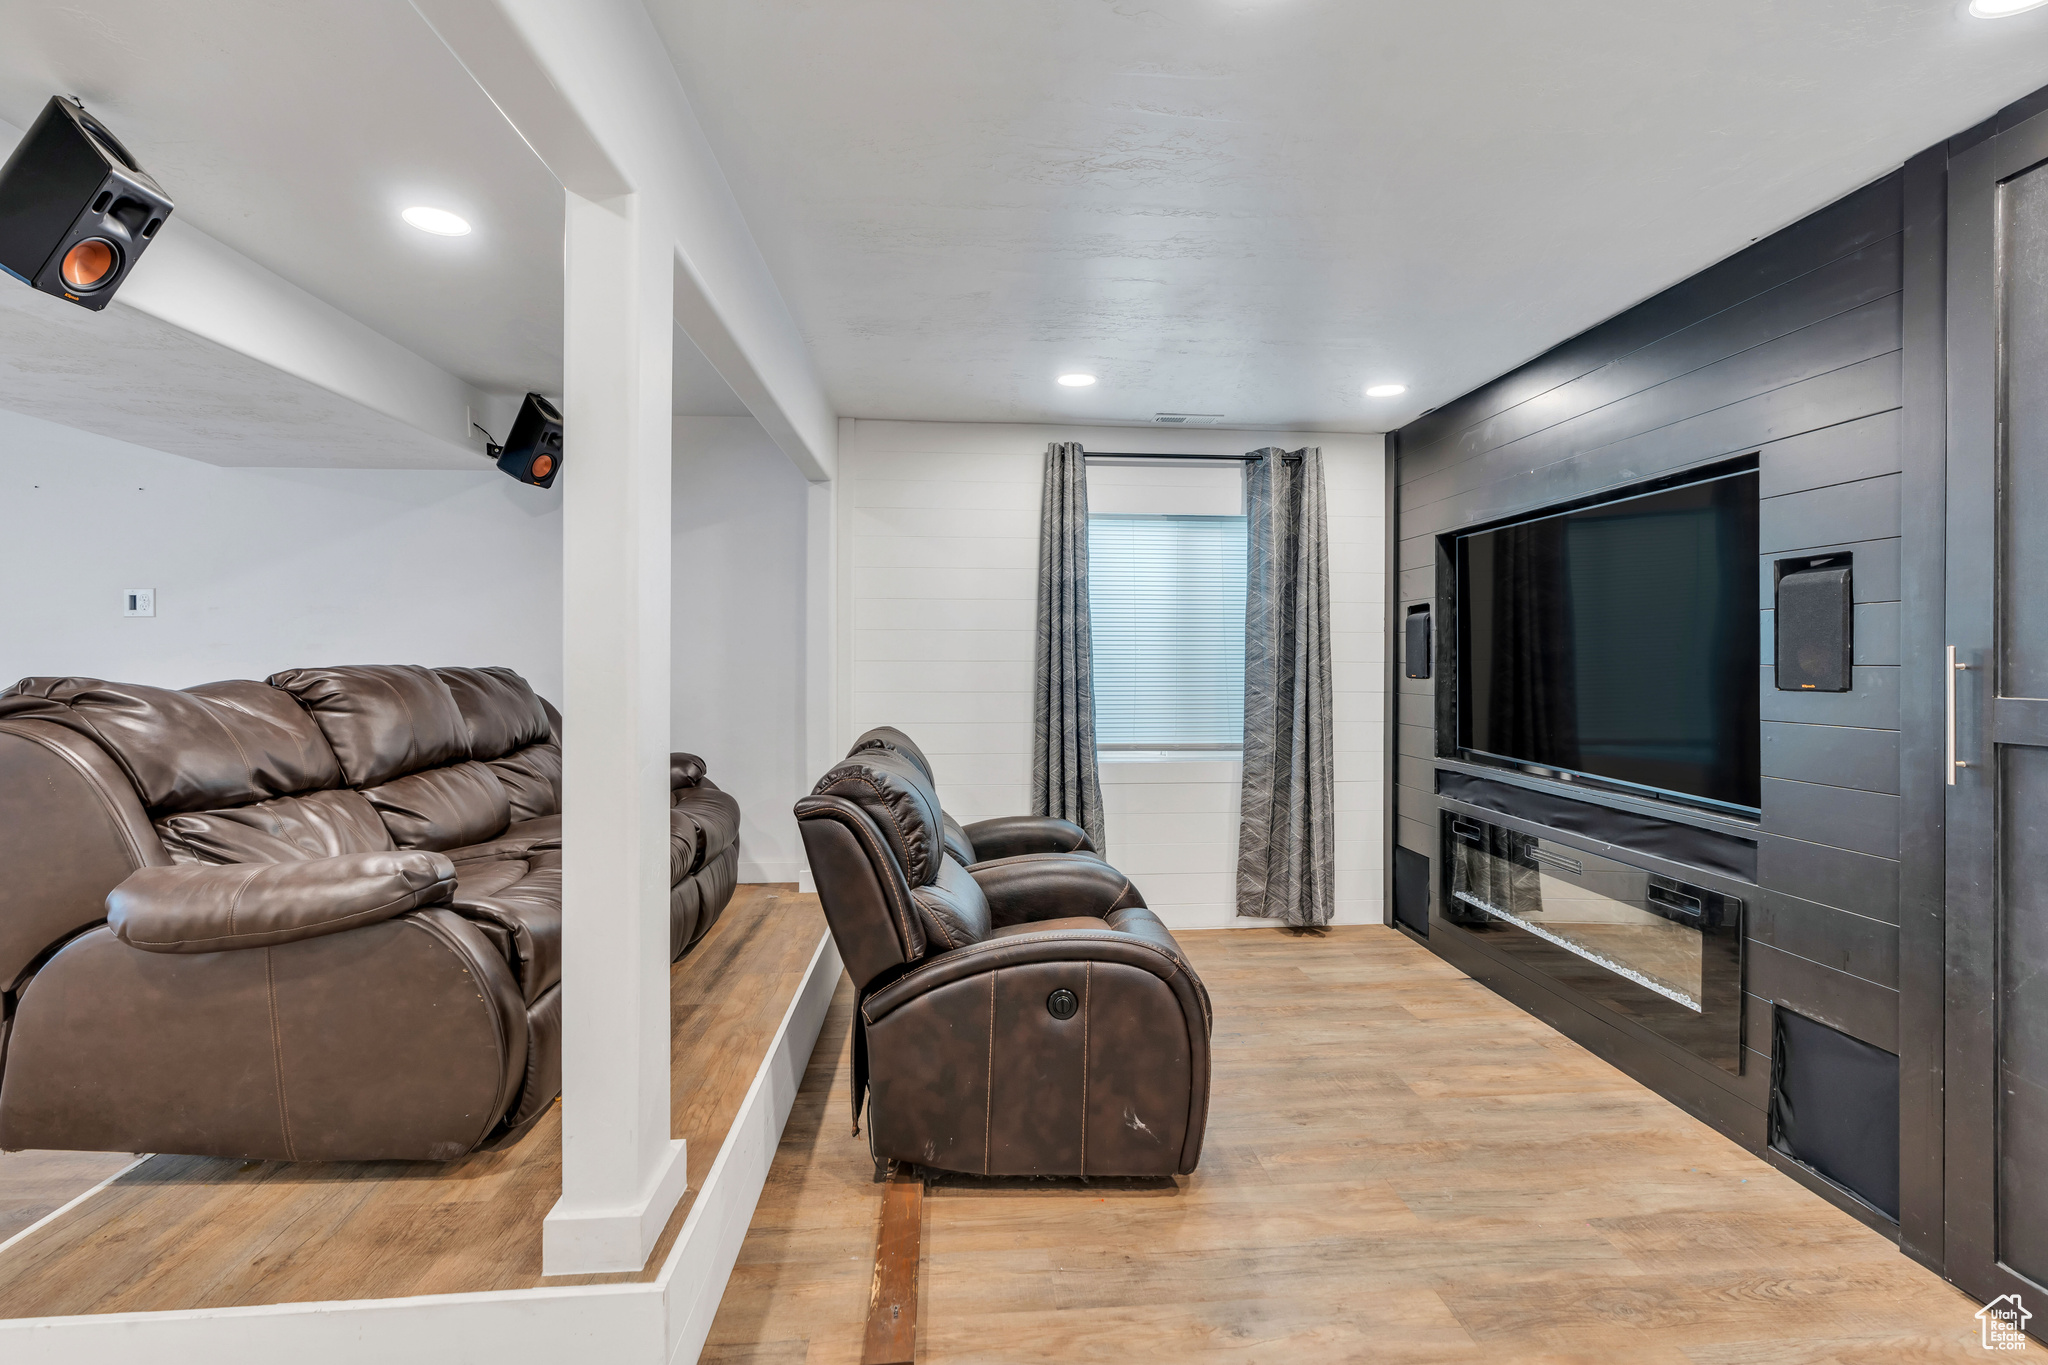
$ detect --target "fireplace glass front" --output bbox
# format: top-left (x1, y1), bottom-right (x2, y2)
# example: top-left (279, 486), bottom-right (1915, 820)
top-left (1441, 811), bottom-right (1745, 1071)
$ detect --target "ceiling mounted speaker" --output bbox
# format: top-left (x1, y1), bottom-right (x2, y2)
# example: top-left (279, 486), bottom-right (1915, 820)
top-left (485, 393), bottom-right (564, 488)
top-left (0, 97), bottom-right (174, 312)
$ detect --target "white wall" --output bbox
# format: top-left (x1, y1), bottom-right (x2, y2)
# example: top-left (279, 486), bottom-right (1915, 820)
top-left (837, 419), bottom-right (1386, 929)
top-left (0, 407), bottom-right (562, 695)
top-left (672, 416), bottom-right (809, 883)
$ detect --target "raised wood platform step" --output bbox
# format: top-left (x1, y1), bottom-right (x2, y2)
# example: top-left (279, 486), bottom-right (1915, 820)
top-left (0, 884), bottom-right (827, 1318)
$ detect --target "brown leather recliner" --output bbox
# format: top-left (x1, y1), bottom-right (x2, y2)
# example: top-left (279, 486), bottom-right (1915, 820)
top-left (0, 664), bottom-right (739, 1163)
top-left (797, 745), bottom-right (1211, 1179)
top-left (845, 726), bottom-right (1099, 866)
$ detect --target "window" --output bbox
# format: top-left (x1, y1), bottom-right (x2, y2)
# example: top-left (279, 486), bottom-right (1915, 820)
top-left (1088, 513), bottom-right (1248, 751)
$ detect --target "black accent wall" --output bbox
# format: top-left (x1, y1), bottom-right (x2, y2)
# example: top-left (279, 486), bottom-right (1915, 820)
top-left (1392, 171), bottom-right (1917, 1234)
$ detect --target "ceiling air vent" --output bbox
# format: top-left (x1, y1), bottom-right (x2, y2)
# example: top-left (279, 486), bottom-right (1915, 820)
top-left (1153, 413), bottom-right (1224, 425)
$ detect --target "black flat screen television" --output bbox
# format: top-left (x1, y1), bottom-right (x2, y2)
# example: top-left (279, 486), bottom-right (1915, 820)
top-left (1455, 467), bottom-right (1760, 812)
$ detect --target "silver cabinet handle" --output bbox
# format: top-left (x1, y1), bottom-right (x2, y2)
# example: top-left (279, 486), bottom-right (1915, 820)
top-left (1949, 645), bottom-right (1973, 784)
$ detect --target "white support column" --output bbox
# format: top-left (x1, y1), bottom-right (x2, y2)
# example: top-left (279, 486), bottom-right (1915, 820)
top-left (544, 186), bottom-right (687, 1276)
top-left (797, 476), bottom-right (836, 894)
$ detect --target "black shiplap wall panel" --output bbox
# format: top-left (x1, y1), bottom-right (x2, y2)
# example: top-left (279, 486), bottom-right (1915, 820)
top-left (1761, 776), bottom-right (1901, 858)
top-left (1759, 665), bottom-right (1900, 728)
top-left (1754, 890), bottom-right (1901, 988)
top-left (1394, 169), bottom-right (1908, 1157)
top-left (1762, 722), bottom-right (1901, 794)
top-left (1749, 940), bottom-right (1900, 1051)
top-left (1760, 410), bottom-right (1903, 497)
top-left (1398, 724), bottom-right (1434, 760)
top-left (1406, 354), bottom-right (1902, 540)
top-left (1760, 474), bottom-right (1902, 553)
top-left (1405, 299), bottom-right (1900, 515)
top-left (1758, 834), bottom-right (1901, 923)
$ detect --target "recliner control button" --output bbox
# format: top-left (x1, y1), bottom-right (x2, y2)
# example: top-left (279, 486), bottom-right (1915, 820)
top-left (1047, 988), bottom-right (1078, 1020)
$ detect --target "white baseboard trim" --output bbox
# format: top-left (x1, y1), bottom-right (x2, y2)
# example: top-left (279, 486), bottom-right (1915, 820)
top-left (0, 931), bottom-right (845, 1365)
top-left (541, 1136), bottom-right (689, 1276)
top-left (736, 857), bottom-right (806, 885)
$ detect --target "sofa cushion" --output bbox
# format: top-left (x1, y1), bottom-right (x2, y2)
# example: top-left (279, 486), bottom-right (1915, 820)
top-left (452, 850), bottom-right (561, 1003)
top-left (909, 854), bottom-right (992, 950)
top-left (809, 748), bottom-right (946, 888)
top-left (489, 741), bottom-right (561, 822)
top-left (0, 677), bottom-right (341, 816)
top-left (362, 760), bottom-right (511, 852)
top-left (436, 667), bottom-right (551, 762)
top-left (267, 665), bottom-right (470, 787)
top-left (156, 788), bottom-right (395, 865)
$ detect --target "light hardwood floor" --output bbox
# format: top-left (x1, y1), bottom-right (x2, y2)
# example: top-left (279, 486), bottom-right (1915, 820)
top-left (0, 884), bottom-right (824, 1315)
top-left (704, 925), bottom-right (1992, 1364)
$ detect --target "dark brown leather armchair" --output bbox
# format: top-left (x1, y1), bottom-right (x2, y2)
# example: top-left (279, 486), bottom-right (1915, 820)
top-left (797, 746), bottom-right (1210, 1179)
top-left (0, 664), bottom-right (740, 1163)
top-left (845, 727), bottom-right (1098, 866)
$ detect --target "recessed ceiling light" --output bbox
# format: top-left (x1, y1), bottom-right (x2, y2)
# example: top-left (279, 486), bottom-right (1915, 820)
top-left (1364, 383), bottom-right (1407, 398)
top-left (402, 206), bottom-right (472, 236)
top-left (1057, 373), bottom-right (1097, 387)
top-left (1971, 0), bottom-right (2048, 14)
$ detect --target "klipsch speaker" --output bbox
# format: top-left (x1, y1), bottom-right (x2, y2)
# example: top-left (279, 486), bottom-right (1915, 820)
top-left (1404, 605), bottom-right (1432, 680)
top-left (1775, 556), bottom-right (1852, 692)
top-left (0, 97), bottom-right (173, 311)
top-left (491, 393), bottom-right (564, 488)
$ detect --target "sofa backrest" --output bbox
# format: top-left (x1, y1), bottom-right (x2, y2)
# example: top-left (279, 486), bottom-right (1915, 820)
top-left (1, 676), bottom-right (343, 816)
top-left (845, 725), bottom-right (976, 866)
top-left (268, 664), bottom-right (563, 853)
top-left (796, 748), bottom-right (998, 991)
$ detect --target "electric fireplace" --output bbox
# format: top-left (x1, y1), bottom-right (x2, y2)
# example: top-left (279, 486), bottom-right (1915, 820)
top-left (1441, 811), bottom-right (1745, 1071)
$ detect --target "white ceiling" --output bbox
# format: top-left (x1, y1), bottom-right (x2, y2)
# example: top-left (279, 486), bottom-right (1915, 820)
top-left (2, 2), bottom-right (2048, 441)
top-left (644, 0), bottom-right (2048, 431)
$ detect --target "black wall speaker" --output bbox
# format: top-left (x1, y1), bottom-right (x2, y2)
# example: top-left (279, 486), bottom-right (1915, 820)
top-left (0, 97), bottom-right (173, 311)
top-left (1404, 605), bottom-right (1432, 680)
top-left (489, 393), bottom-right (564, 488)
top-left (1775, 557), bottom-right (1852, 692)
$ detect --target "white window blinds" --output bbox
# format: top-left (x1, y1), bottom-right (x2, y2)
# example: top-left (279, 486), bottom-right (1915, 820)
top-left (1087, 513), bottom-right (1248, 750)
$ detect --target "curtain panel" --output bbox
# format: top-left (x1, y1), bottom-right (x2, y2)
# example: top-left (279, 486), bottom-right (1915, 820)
top-left (1236, 446), bottom-right (1336, 926)
top-left (1031, 441), bottom-right (1107, 852)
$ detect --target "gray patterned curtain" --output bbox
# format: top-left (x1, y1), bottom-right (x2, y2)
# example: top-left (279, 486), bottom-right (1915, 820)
top-left (1236, 446), bottom-right (1335, 925)
top-left (1032, 441), bottom-right (1107, 851)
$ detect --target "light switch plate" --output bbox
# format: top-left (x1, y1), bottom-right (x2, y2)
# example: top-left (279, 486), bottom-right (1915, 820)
top-left (122, 588), bottom-right (155, 617)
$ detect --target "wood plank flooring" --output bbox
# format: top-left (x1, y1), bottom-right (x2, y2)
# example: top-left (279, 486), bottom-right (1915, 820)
top-left (702, 925), bottom-right (1989, 1363)
top-left (0, 884), bottom-right (825, 1316)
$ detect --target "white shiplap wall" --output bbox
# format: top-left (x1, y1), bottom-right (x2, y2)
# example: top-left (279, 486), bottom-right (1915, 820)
top-left (837, 419), bottom-right (1386, 929)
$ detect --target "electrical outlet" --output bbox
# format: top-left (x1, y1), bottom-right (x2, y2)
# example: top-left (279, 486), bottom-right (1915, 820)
top-left (122, 588), bottom-right (155, 617)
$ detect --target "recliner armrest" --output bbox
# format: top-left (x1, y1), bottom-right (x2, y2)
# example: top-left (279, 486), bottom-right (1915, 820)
top-left (671, 752), bottom-right (706, 789)
top-left (960, 815), bottom-right (1095, 861)
top-left (967, 853), bottom-right (1144, 928)
top-left (861, 914), bottom-right (1210, 1035)
top-left (107, 851), bottom-right (457, 954)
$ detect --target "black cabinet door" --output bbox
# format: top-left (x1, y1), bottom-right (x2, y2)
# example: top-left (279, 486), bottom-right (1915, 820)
top-left (1946, 106), bottom-right (2048, 1311)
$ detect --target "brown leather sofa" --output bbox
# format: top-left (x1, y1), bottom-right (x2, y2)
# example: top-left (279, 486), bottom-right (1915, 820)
top-left (796, 743), bottom-right (1211, 1179)
top-left (0, 664), bottom-right (739, 1163)
top-left (846, 726), bottom-right (1099, 867)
